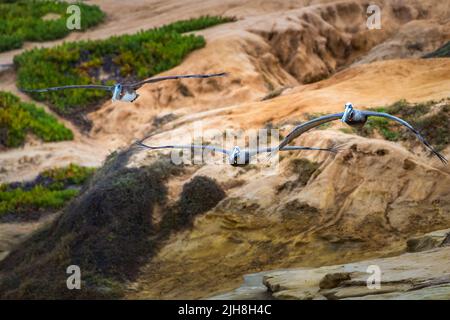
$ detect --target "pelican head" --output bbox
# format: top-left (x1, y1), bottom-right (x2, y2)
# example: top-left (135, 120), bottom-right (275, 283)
top-left (121, 89), bottom-right (139, 102)
top-left (229, 146), bottom-right (241, 164)
top-left (112, 84), bottom-right (123, 101)
top-left (342, 102), bottom-right (354, 123)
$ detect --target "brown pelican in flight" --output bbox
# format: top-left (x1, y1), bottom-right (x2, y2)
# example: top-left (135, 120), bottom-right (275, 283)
top-left (136, 141), bottom-right (339, 167)
top-left (20, 72), bottom-right (228, 102)
top-left (270, 102), bottom-right (447, 164)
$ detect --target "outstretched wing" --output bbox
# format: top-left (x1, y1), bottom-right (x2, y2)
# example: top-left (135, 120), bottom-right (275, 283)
top-left (20, 84), bottom-right (113, 93)
top-left (247, 144), bottom-right (341, 157)
top-left (129, 72), bottom-right (228, 88)
top-left (273, 113), bottom-right (343, 153)
top-left (282, 144), bottom-right (343, 153)
top-left (362, 111), bottom-right (448, 164)
top-left (136, 141), bottom-right (230, 155)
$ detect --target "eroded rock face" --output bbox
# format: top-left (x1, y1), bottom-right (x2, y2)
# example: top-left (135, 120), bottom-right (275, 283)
top-left (88, 0), bottom-right (450, 142)
top-left (127, 131), bottom-right (450, 299)
top-left (263, 242), bottom-right (450, 300)
top-left (406, 228), bottom-right (450, 252)
top-left (1, 0), bottom-right (450, 300)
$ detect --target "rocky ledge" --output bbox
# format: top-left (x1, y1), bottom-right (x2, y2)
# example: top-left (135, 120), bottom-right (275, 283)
top-left (263, 229), bottom-right (450, 300)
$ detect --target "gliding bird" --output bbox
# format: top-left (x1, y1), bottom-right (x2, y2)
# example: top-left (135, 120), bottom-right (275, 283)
top-left (136, 141), bottom-right (340, 167)
top-left (20, 72), bottom-right (228, 103)
top-left (270, 102), bottom-right (447, 164)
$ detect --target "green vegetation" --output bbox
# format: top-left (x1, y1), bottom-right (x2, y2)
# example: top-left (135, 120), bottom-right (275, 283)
top-left (0, 164), bottom-right (95, 220)
top-left (0, 91), bottom-right (73, 148)
top-left (0, 149), bottom-right (181, 298)
top-left (155, 15), bottom-right (235, 33)
top-left (354, 99), bottom-right (450, 151)
top-left (289, 158), bottom-right (320, 186)
top-left (39, 163), bottom-right (96, 189)
top-left (0, 186), bottom-right (77, 218)
top-left (15, 15), bottom-right (235, 117)
top-left (0, 146), bottom-right (228, 298)
top-left (423, 41), bottom-right (450, 58)
top-left (361, 116), bottom-right (401, 141)
top-left (279, 199), bottom-right (319, 224)
top-left (0, 34), bottom-right (22, 52)
top-left (0, 0), bottom-right (105, 52)
top-left (277, 158), bottom-right (320, 193)
top-left (161, 175), bottom-right (226, 231)
top-left (409, 105), bottom-right (450, 151)
top-left (305, 112), bottom-right (332, 129)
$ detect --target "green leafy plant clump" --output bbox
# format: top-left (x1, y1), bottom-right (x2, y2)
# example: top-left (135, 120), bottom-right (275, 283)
top-left (276, 158), bottom-right (320, 193)
top-left (159, 15), bottom-right (236, 33)
top-left (38, 163), bottom-right (96, 189)
top-left (0, 91), bottom-right (73, 148)
top-left (161, 175), bottom-right (226, 232)
top-left (15, 15), bottom-right (235, 116)
top-left (355, 99), bottom-right (450, 151)
top-left (0, 149), bottom-right (182, 298)
top-left (0, 0), bottom-right (105, 52)
top-left (423, 41), bottom-right (450, 58)
top-left (0, 164), bottom-right (95, 220)
top-left (0, 186), bottom-right (78, 218)
top-left (0, 147), bottom-right (229, 298)
top-left (361, 116), bottom-right (401, 141)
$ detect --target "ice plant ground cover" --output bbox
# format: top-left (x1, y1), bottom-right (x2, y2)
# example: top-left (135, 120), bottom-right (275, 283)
top-left (0, 0), bottom-right (105, 52)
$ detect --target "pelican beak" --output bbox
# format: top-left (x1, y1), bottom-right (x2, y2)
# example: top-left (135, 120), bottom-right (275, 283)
top-left (342, 107), bottom-right (351, 123)
top-left (112, 84), bottom-right (122, 101)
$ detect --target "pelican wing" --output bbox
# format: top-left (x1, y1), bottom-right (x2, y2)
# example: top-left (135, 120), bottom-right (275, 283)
top-left (20, 84), bottom-right (113, 93)
top-left (362, 111), bottom-right (448, 164)
top-left (281, 144), bottom-right (342, 153)
top-left (136, 141), bottom-right (229, 155)
top-left (247, 144), bottom-right (341, 157)
top-left (274, 113), bottom-right (343, 152)
top-left (129, 72), bottom-right (228, 88)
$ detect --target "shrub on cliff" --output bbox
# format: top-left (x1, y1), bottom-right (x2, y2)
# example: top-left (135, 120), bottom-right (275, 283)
top-left (0, 148), bottom-right (185, 299)
top-left (161, 175), bottom-right (226, 232)
top-left (0, 164), bottom-right (95, 221)
top-left (0, 0), bottom-right (105, 52)
top-left (0, 91), bottom-right (73, 148)
top-left (355, 99), bottom-right (450, 151)
top-left (423, 41), bottom-right (450, 58)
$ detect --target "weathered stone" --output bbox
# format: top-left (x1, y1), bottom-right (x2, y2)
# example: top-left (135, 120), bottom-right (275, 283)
top-left (263, 245), bottom-right (450, 300)
top-left (407, 228), bottom-right (450, 252)
top-left (319, 272), bottom-right (351, 289)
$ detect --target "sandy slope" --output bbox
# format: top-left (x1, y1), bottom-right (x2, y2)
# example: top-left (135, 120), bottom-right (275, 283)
top-left (1, 0), bottom-right (450, 182)
top-left (88, 0), bottom-right (450, 142)
top-left (0, 214), bottom-right (57, 262)
top-left (97, 58), bottom-right (450, 152)
top-left (0, 0), bottom-right (448, 67)
top-left (0, 0), bottom-right (338, 65)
